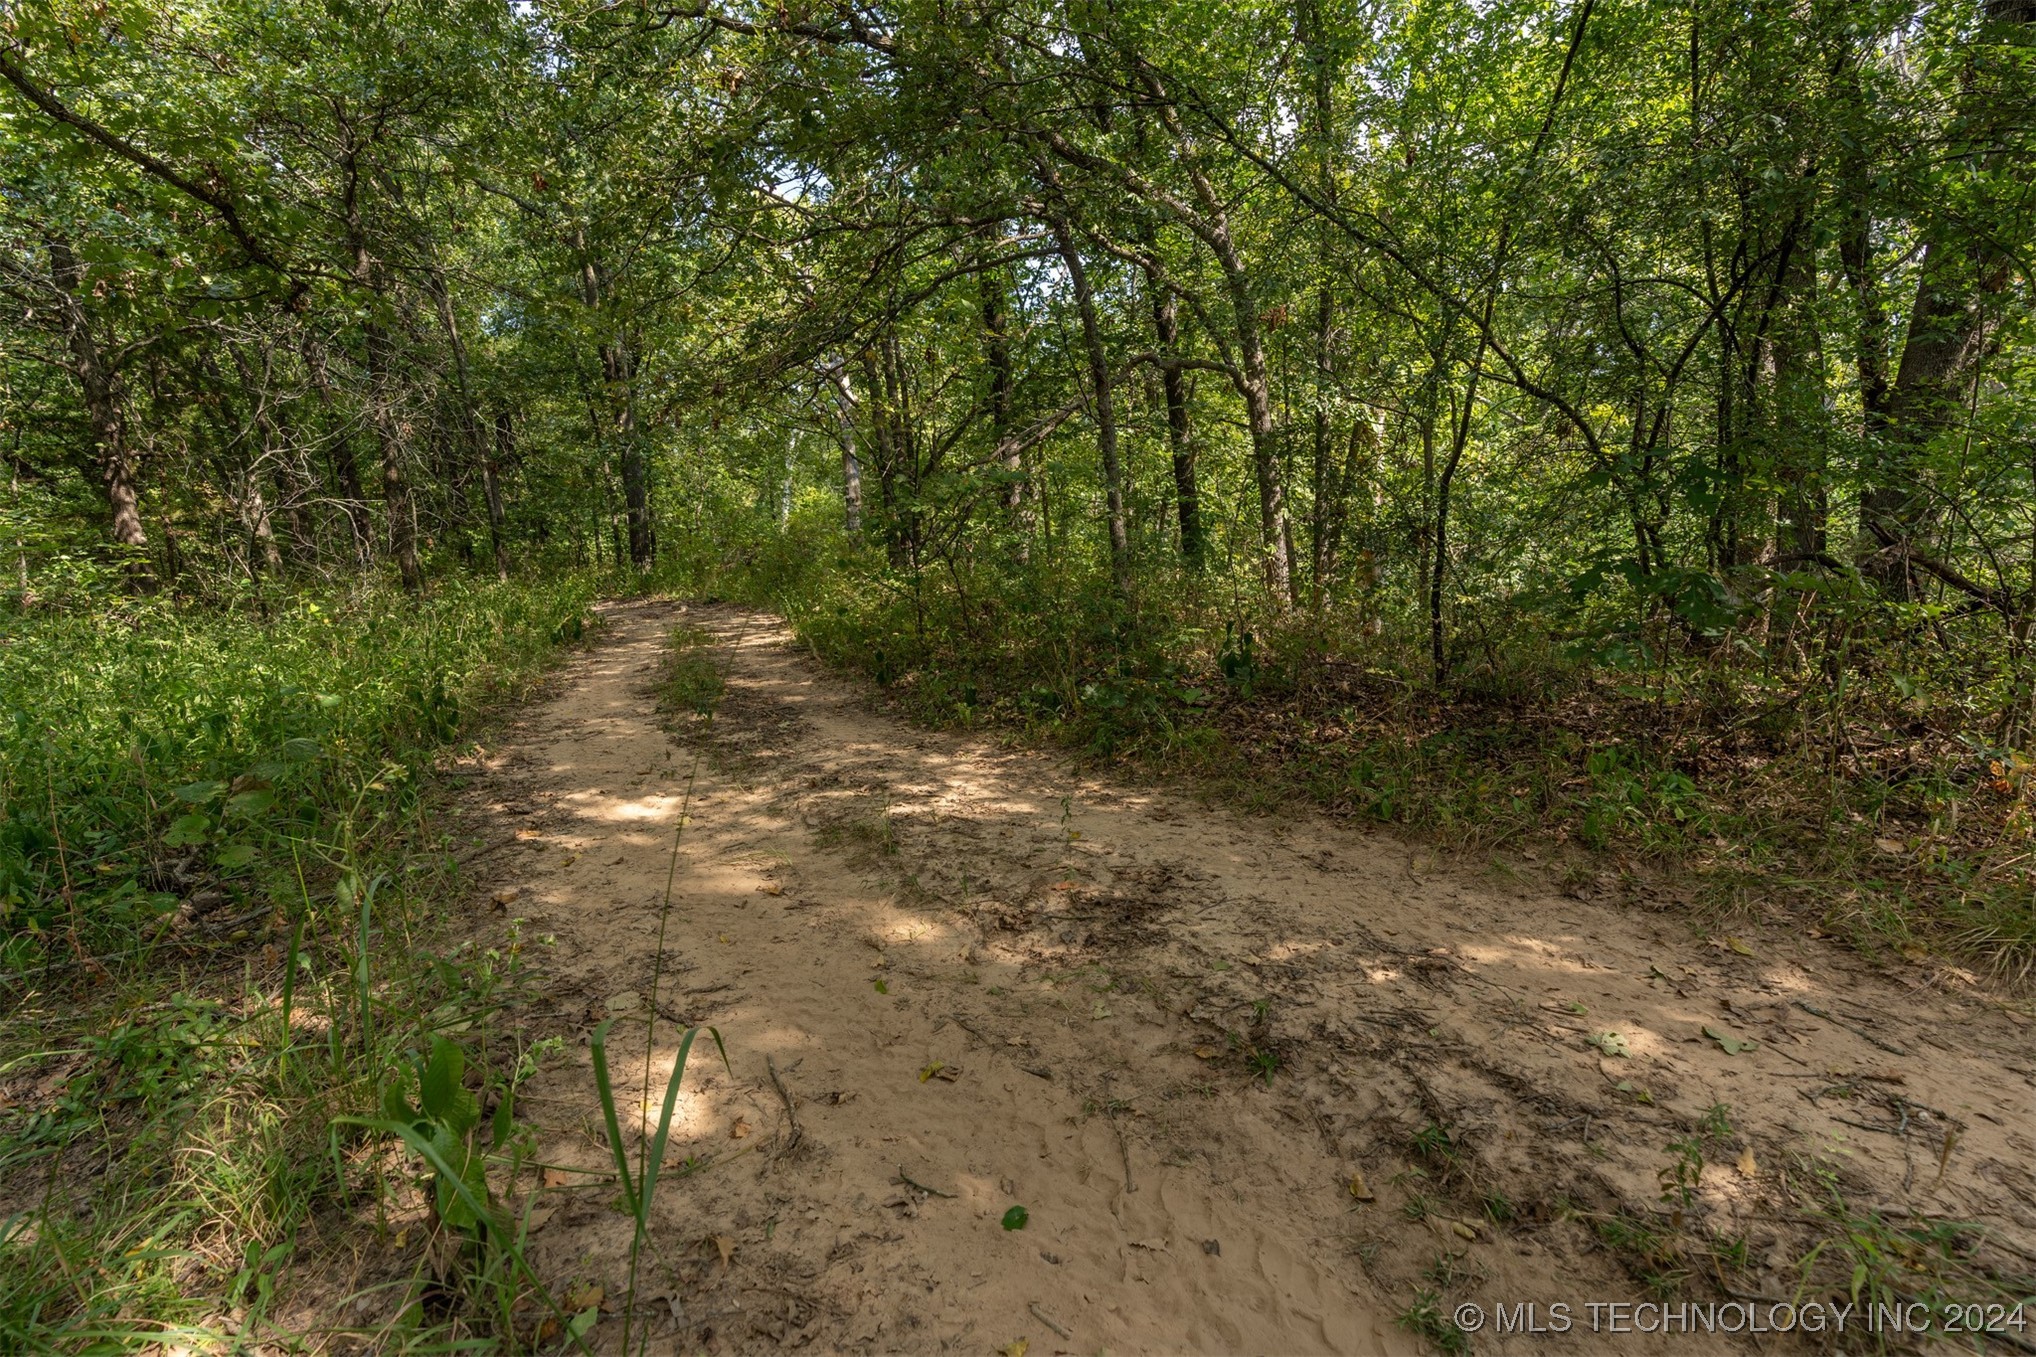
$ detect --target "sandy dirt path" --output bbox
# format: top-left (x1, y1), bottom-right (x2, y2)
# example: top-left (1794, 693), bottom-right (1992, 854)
top-left (447, 599), bottom-right (2036, 1355)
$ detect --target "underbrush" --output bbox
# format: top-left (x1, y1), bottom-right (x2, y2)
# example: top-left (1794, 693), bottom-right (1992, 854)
top-left (0, 574), bottom-right (604, 1349)
top-left (693, 517), bottom-right (2035, 982)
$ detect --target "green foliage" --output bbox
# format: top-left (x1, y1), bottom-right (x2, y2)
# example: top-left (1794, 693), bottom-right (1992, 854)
top-left (0, 577), bottom-right (595, 973)
top-left (0, 576), bottom-right (594, 1347)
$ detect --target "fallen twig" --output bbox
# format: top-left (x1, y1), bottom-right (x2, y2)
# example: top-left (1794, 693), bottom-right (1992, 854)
top-left (1793, 1001), bottom-right (1910, 1056)
top-left (765, 1054), bottom-right (803, 1156)
top-left (1028, 1302), bottom-right (1072, 1340)
top-left (895, 1165), bottom-right (956, 1199)
top-left (454, 836), bottom-right (519, 866)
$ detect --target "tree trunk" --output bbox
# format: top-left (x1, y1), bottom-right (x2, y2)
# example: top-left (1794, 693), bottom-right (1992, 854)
top-left (369, 355), bottom-right (423, 593)
top-left (1052, 220), bottom-right (1130, 596)
top-left (1144, 265), bottom-right (1203, 570)
top-left (300, 330), bottom-right (374, 564)
top-left (1302, 0), bottom-right (1343, 607)
top-left (487, 412), bottom-right (514, 578)
top-left (1859, 0), bottom-right (2033, 596)
top-left (604, 338), bottom-right (653, 570)
top-left (1318, 413), bottom-right (1377, 597)
top-left (979, 264), bottom-right (1030, 557)
top-left (227, 341), bottom-right (315, 568)
top-left (1770, 234), bottom-right (1826, 562)
top-left (1138, 81), bottom-right (1294, 605)
top-left (823, 366), bottom-right (864, 535)
top-left (423, 262), bottom-right (496, 566)
top-left (359, 306), bottom-right (422, 593)
top-left (1220, 249), bottom-right (1294, 607)
top-left (46, 238), bottom-right (151, 588)
top-left (573, 229), bottom-right (652, 570)
top-left (858, 348), bottom-right (908, 567)
top-left (341, 151), bottom-right (419, 592)
top-left (1309, 280), bottom-right (1338, 606)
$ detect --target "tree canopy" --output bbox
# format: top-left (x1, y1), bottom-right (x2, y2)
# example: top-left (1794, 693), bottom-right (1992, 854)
top-left (4, 0), bottom-right (2034, 739)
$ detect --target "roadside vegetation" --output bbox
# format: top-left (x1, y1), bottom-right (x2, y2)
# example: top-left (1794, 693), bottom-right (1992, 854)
top-left (706, 516), bottom-right (2036, 983)
top-left (0, 576), bottom-right (598, 1348)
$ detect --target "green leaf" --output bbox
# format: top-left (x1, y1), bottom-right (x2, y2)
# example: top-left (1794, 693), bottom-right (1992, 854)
top-left (429, 1124), bottom-right (477, 1229)
top-left (1001, 1205), bottom-right (1028, 1231)
top-left (492, 1085), bottom-right (515, 1146)
top-left (1589, 1031), bottom-right (1629, 1057)
top-left (380, 1078), bottom-right (416, 1124)
top-left (226, 789), bottom-right (277, 817)
top-left (1703, 1025), bottom-right (1757, 1055)
top-left (163, 813), bottom-right (211, 846)
top-left (420, 1036), bottom-right (474, 1130)
top-left (173, 780), bottom-right (225, 804)
top-left (215, 841), bottom-right (258, 870)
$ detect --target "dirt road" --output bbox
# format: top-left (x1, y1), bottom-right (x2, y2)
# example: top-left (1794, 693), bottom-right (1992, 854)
top-left (449, 599), bottom-right (2036, 1354)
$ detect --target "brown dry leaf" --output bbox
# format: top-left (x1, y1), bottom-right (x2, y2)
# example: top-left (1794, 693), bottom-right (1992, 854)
top-left (730, 1117), bottom-right (752, 1140)
top-left (1736, 1147), bottom-right (1758, 1177)
top-left (541, 1167), bottom-right (573, 1188)
top-left (1347, 1170), bottom-right (1374, 1202)
top-left (710, 1234), bottom-right (734, 1271)
top-left (1450, 1219), bottom-right (1478, 1241)
top-left (564, 1282), bottom-right (603, 1311)
top-left (1723, 936), bottom-right (1754, 957)
top-left (1193, 1046), bottom-right (1218, 1060)
top-left (1875, 837), bottom-right (1906, 856)
top-left (1000, 1341), bottom-right (1029, 1357)
top-left (523, 1203), bottom-right (558, 1233)
top-left (605, 990), bottom-right (641, 1015)
top-left (491, 887), bottom-right (521, 906)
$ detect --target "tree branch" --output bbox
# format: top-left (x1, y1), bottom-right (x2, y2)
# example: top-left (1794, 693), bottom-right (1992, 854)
top-left (0, 48), bottom-right (294, 283)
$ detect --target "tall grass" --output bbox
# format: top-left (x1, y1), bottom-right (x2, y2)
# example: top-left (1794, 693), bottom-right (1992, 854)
top-left (0, 574), bottom-right (600, 1350)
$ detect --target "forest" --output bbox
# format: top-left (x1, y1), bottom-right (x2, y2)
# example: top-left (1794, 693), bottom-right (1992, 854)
top-left (2, 0), bottom-right (2033, 1349)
